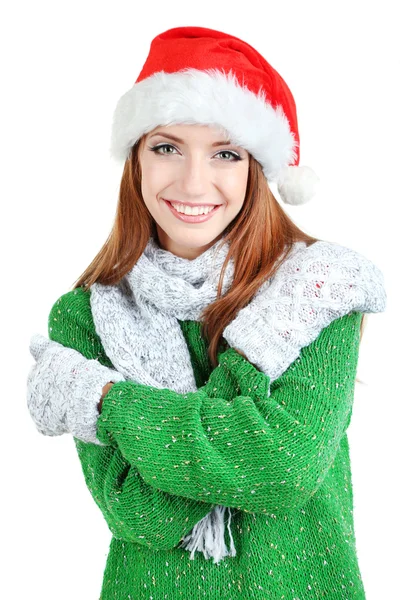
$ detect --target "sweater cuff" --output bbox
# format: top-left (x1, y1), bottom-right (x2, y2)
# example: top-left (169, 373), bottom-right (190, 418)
top-left (96, 380), bottom-right (128, 446)
top-left (218, 347), bottom-right (271, 398)
top-left (222, 307), bottom-right (298, 383)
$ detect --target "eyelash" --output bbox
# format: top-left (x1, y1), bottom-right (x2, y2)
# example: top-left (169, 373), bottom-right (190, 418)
top-left (147, 143), bottom-right (243, 161)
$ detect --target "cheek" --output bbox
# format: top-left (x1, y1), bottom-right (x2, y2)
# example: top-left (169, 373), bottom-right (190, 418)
top-left (221, 168), bottom-right (249, 205)
top-left (141, 162), bottom-right (168, 198)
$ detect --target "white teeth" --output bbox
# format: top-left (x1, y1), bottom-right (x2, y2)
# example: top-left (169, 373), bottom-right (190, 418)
top-left (170, 202), bottom-right (216, 216)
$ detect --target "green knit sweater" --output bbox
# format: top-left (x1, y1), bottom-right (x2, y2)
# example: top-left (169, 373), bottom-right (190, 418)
top-left (48, 287), bottom-right (366, 599)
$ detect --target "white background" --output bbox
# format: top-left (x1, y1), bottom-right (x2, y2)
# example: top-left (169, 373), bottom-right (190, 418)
top-left (1, 0), bottom-right (399, 598)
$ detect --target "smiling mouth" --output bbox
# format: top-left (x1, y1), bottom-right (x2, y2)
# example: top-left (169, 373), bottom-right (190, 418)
top-left (163, 199), bottom-right (222, 222)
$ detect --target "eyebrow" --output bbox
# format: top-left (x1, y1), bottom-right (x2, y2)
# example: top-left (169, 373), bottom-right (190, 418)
top-left (148, 131), bottom-right (232, 147)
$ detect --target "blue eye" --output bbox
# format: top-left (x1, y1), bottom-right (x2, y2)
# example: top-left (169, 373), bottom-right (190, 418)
top-left (148, 144), bottom-right (242, 161)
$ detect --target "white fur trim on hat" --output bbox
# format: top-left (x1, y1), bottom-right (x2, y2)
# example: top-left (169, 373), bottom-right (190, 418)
top-left (110, 68), bottom-right (298, 183)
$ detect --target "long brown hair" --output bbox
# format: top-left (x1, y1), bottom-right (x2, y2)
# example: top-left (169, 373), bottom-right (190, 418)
top-left (72, 136), bottom-right (366, 371)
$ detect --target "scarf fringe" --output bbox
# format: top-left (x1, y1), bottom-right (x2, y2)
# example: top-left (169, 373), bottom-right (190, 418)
top-left (178, 505), bottom-right (237, 564)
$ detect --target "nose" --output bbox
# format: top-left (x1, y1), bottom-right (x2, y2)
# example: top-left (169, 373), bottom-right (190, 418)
top-left (178, 154), bottom-right (210, 197)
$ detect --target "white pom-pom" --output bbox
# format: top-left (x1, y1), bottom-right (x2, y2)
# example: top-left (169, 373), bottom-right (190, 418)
top-left (276, 165), bottom-right (320, 206)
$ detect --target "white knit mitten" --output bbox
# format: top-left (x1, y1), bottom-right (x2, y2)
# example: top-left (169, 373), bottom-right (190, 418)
top-left (27, 333), bottom-right (125, 445)
top-left (223, 241), bottom-right (386, 382)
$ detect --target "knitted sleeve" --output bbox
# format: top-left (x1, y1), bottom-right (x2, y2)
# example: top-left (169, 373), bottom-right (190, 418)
top-left (96, 311), bottom-right (363, 516)
top-left (48, 291), bottom-right (215, 550)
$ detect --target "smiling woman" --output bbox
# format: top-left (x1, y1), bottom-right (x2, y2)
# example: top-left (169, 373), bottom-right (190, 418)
top-left (26, 24), bottom-right (386, 600)
top-left (137, 124), bottom-right (250, 258)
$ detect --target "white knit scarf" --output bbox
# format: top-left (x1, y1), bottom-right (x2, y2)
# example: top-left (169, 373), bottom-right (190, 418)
top-left (90, 233), bottom-right (268, 564)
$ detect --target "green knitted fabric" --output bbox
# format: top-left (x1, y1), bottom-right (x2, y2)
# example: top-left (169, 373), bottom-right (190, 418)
top-left (48, 287), bottom-right (366, 599)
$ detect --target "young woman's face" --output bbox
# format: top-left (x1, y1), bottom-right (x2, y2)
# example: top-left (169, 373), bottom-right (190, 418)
top-left (138, 124), bottom-right (250, 259)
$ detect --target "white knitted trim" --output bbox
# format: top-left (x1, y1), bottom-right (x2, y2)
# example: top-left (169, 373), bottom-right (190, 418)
top-left (109, 68), bottom-right (297, 182)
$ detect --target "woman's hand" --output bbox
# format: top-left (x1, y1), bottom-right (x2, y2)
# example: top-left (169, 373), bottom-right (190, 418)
top-left (27, 334), bottom-right (125, 444)
top-left (222, 241), bottom-right (387, 383)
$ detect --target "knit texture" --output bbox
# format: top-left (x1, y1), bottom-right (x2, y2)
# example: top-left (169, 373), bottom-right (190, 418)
top-left (48, 287), bottom-right (366, 599)
top-left (27, 334), bottom-right (125, 443)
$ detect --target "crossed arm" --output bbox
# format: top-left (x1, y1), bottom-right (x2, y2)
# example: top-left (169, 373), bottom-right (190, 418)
top-left (93, 312), bottom-right (363, 516)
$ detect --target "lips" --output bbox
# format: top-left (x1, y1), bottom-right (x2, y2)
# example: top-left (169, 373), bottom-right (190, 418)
top-left (163, 198), bottom-right (222, 223)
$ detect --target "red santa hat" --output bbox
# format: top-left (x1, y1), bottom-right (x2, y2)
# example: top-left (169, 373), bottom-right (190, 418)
top-left (109, 26), bottom-right (320, 206)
